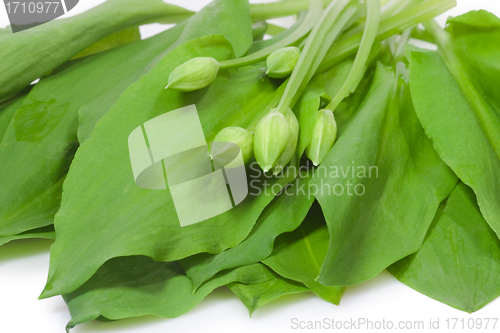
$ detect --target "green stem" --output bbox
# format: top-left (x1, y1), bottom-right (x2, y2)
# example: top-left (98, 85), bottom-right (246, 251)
top-left (276, 0), bottom-right (351, 114)
top-left (326, 0), bottom-right (380, 112)
top-left (245, 0), bottom-right (357, 134)
top-left (317, 0), bottom-right (457, 73)
top-left (394, 26), bottom-right (413, 60)
top-left (219, 0), bottom-right (323, 69)
top-left (340, 0), bottom-right (416, 40)
top-left (249, 0), bottom-right (332, 22)
top-left (291, 2), bottom-right (360, 108)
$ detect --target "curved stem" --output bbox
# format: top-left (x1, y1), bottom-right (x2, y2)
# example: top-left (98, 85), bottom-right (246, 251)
top-left (291, 2), bottom-right (360, 108)
top-left (275, 0), bottom-right (351, 114)
top-left (317, 0), bottom-right (456, 73)
top-left (326, 0), bottom-right (380, 112)
top-left (219, 0), bottom-right (323, 69)
top-left (249, 0), bottom-right (332, 22)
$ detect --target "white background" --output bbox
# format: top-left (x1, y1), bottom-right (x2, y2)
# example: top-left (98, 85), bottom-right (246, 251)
top-left (2, 1), bottom-right (500, 333)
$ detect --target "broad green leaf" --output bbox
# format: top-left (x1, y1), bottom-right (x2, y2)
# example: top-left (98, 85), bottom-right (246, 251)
top-left (262, 201), bottom-right (344, 304)
top-left (389, 183), bottom-right (500, 313)
top-left (1, 0), bottom-right (253, 238)
top-left (63, 257), bottom-right (277, 330)
top-left (0, 88), bottom-right (29, 142)
top-left (174, 0), bottom-right (252, 58)
top-left (0, 0), bottom-right (192, 102)
top-left (0, 225), bottom-right (55, 247)
top-left (313, 64), bottom-right (457, 286)
top-left (180, 169), bottom-right (315, 291)
top-left (0, 24), bottom-right (184, 237)
top-left (71, 27), bottom-right (142, 60)
top-left (410, 12), bottom-right (500, 238)
top-left (78, 0), bottom-right (253, 143)
top-left (77, 22), bottom-right (185, 143)
top-left (41, 35), bottom-right (282, 299)
top-left (229, 276), bottom-right (309, 316)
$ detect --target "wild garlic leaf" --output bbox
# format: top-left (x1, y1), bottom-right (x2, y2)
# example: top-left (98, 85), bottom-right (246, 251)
top-left (0, 225), bottom-right (55, 247)
top-left (41, 35), bottom-right (282, 299)
top-left (180, 169), bottom-right (315, 291)
top-left (0, 24), bottom-right (184, 238)
top-left (175, 0), bottom-right (252, 58)
top-left (79, 0), bottom-right (254, 143)
top-left (229, 276), bottom-right (309, 316)
top-left (0, 0), bottom-right (192, 102)
top-left (0, 0), bottom-right (254, 239)
top-left (410, 12), bottom-right (500, 238)
top-left (63, 257), bottom-right (277, 330)
top-left (262, 201), bottom-right (345, 305)
top-left (71, 27), bottom-right (142, 60)
top-left (0, 88), bottom-right (29, 142)
top-left (77, 23), bottom-right (186, 143)
top-left (389, 183), bottom-right (500, 313)
top-left (313, 64), bottom-right (457, 286)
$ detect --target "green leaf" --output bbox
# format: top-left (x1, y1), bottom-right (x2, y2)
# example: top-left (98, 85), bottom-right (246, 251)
top-left (228, 276), bottom-right (309, 316)
top-left (0, 24), bottom-right (184, 237)
top-left (71, 27), bottom-right (142, 60)
top-left (180, 169), bottom-right (315, 291)
top-left (262, 201), bottom-right (344, 304)
top-left (410, 13), bottom-right (500, 239)
top-left (79, 0), bottom-right (252, 143)
top-left (313, 64), bottom-right (457, 286)
top-left (1, 0), bottom-right (253, 238)
top-left (0, 88), bottom-right (29, 142)
top-left (63, 256), bottom-right (277, 330)
top-left (77, 22), bottom-right (186, 143)
top-left (389, 183), bottom-right (500, 313)
top-left (0, 225), bottom-right (55, 247)
top-left (0, 0), bottom-right (192, 102)
top-left (41, 35), bottom-right (282, 299)
top-left (176, 0), bottom-right (252, 58)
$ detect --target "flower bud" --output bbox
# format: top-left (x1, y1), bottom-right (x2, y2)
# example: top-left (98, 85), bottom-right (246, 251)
top-left (254, 111), bottom-right (290, 172)
top-left (305, 109), bottom-right (337, 166)
top-left (266, 47), bottom-right (300, 79)
top-left (211, 127), bottom-right (254, 165)
top-left (166, 57), bottom-right (219, 92)
top-left (272, 108), bottom-right (299, 174)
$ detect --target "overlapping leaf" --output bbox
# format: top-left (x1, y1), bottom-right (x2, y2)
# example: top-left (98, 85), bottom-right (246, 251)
top-left (180, 170), bottom-right (315, 291)
top-left (409, 11), bottom-right (500, 238)
top-left (41, 35), bottom-right (285, 298)
top-left (0, 0), bottom-right (192, 102)
top-left (389, 183), bottom-right (500, 313)
top-left (0, 225), bottom-right (55, 247)
top-left (229, 276), bottom-right (309, 316)
top-left (0, 24), bottom-right (184, 237)
top-left (64, 257), bottom-right (277, 330)
top-left (313, 64), bottom-right (457, 286)
top-left (263, 201), bottom-right (344, 304)
top-left (0, 0), bottom-right (254, 240)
